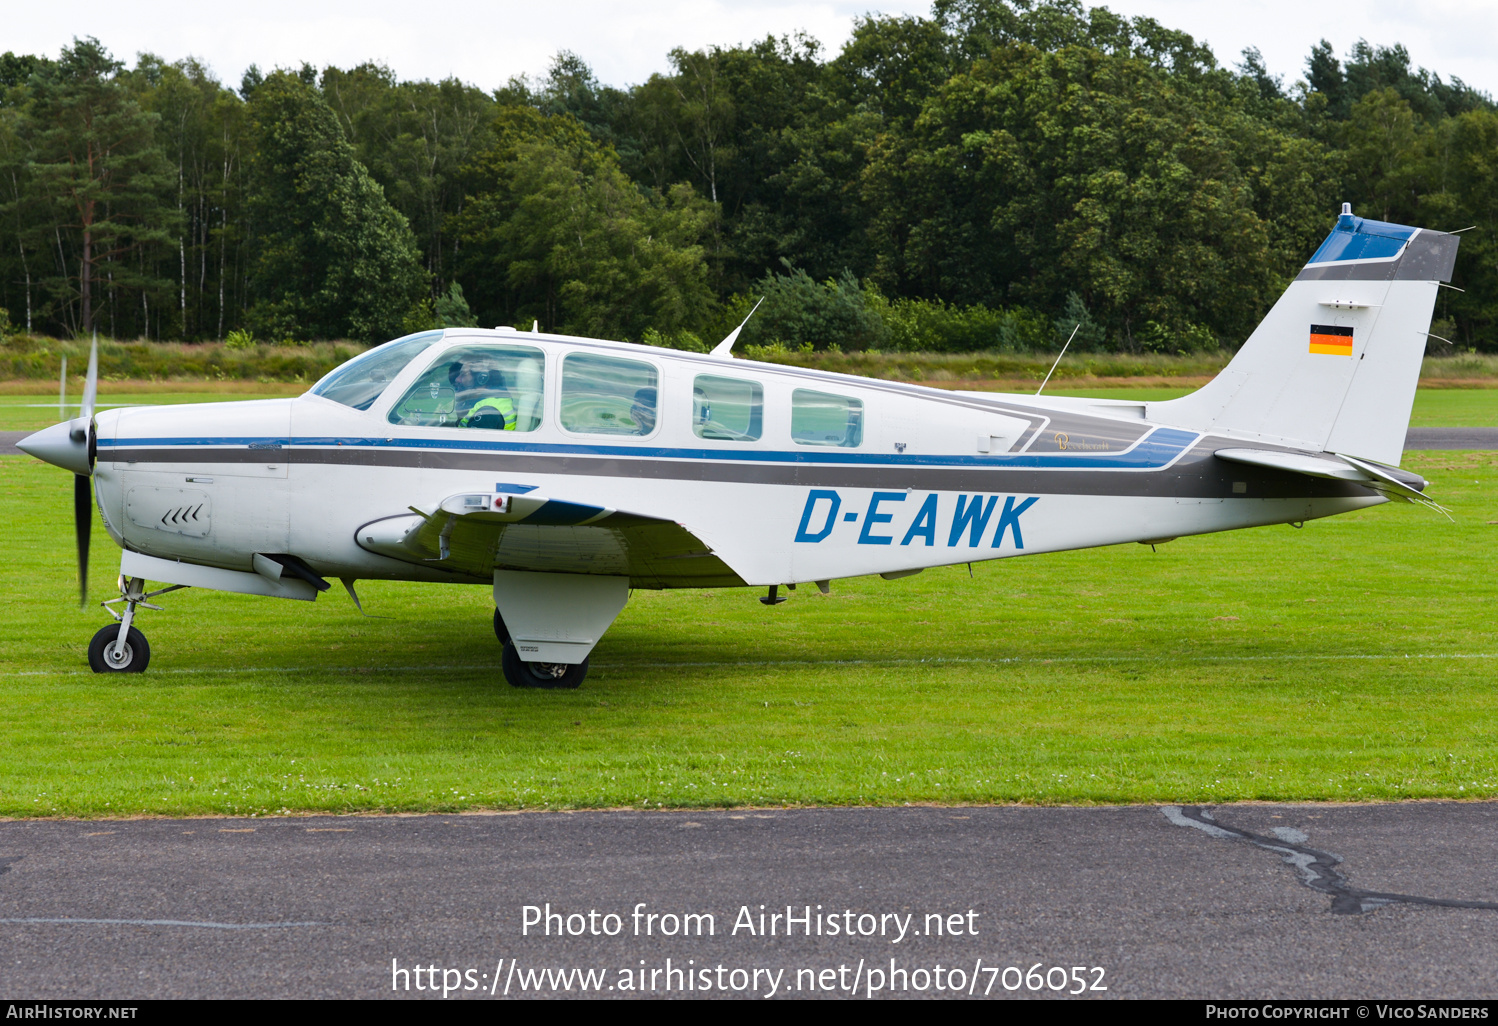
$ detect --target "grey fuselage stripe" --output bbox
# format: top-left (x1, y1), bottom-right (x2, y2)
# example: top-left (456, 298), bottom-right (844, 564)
top-left (109, 443), bottom-right (1379, 500)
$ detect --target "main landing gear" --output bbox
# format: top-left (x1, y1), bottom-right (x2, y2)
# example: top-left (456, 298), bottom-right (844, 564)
top-left (502, 643), bottom-right (588, 689)
top-left (90, 576), bottom-right (185, 674)
top-left (490, 572), bottom-right (626, 691)
top-left (493, 606), bottom-right (587, 689)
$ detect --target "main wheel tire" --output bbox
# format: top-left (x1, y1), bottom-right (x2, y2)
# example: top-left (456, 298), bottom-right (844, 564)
top-left (493, 608), bottom-right (510, 645)
top-left (501, 642), bottom-right (586, 689)
top-left (88, 625), bottom-right (151, 673)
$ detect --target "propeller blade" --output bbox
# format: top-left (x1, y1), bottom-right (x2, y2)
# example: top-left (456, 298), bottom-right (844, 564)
top-left (80, 332), bottom-right (99, 424)
top-left (58, 334), bottom-right (99, 469)
top-left (74, 473), bottom-right (92, 607)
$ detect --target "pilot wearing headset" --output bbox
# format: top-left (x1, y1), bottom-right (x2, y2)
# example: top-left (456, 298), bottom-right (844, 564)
top-left (450, 355), bottom-right (516, 430)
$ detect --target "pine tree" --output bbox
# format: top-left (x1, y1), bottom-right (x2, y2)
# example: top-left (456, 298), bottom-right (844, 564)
top-left (21, 38), bottom-right (177, 336)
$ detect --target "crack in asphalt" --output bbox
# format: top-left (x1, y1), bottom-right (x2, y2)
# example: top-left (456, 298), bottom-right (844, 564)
top-left (1163, 806), bottom-right (1498, 915)
top-left (0, 856), bottom-right (20, 876)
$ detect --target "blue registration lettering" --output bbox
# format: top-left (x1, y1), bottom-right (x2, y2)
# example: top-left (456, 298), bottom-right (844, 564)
top-left (992, 496), bottom-right (1039, 549)
top-left (948, 494), bottom-right (998, 547)
top-left (900, 494), bottom-right (939, 546)
top-left (858, 492), bottom-right (906, 545)
top-left (794, 490), bottom-right (842, 543)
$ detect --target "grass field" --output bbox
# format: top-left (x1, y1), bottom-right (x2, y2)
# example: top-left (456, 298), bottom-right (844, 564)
top-left (996, 388), bottom-right (1498, 426)
top-left (1405, 389), bottom-right (1498, 426)
top-left (1, 438), bottom-right (1496, 818)
top-left (0, 389), bottom-right (303, 431)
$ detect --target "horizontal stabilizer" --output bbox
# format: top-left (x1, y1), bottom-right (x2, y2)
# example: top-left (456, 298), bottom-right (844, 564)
top-left (1336, 452), bottom-right (1432, 504)
top-left (1213, 447), bottom-right (1369, 483)
top-left (1215, 447), bottom-right (1443, 513)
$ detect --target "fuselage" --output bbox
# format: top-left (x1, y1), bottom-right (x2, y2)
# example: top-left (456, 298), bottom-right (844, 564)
top-left (89, 327), bottom-right (1390, 591)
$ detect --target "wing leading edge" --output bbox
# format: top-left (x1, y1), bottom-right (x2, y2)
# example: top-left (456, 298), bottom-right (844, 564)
top-left (355, 490), bottom-right (744, 588)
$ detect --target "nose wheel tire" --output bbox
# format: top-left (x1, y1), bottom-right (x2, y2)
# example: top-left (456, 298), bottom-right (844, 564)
top-left (501, 642), bottom-right (586, 689)
top-left (88, 625), bottom-right (151, 673)
top-left (493, 608), bottom-right (510, 645)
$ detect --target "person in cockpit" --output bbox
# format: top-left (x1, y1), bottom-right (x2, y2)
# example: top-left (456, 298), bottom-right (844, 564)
top-left (450, 356), bottom-right (517, 430)
top-left (630, 386), bottom-right (657, 435)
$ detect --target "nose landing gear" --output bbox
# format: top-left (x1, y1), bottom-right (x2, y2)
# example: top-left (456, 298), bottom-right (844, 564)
top-left (90, 575), bottom-right (186, 674)
top-left (87, 623), bottom-right (149, 672)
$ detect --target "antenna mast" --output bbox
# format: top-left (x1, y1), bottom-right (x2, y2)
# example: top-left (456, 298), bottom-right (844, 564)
top-left (1036, 323), bottom-right (1081, 396)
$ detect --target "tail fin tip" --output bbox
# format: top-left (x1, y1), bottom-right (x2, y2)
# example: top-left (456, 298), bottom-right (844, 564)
top-left (1151, 207), bottom-right (1459, 467)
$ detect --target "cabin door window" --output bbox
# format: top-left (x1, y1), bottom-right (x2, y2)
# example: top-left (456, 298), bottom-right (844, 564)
top-left (791, 389), bottom-right (863, 448)
top-left (560, 354), bottom-right (660, 436)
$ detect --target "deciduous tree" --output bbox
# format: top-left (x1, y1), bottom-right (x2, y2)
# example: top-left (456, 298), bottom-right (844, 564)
top-left (244, 71), bottom-right (427, 341)
top-left (453, 108), bottom-right (716, 340)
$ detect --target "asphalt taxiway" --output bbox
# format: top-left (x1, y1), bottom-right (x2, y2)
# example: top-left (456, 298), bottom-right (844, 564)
top-left (1, 803), bottom-right (1495, 999)
top-left (1403, 427), bottom-right (1498, 450)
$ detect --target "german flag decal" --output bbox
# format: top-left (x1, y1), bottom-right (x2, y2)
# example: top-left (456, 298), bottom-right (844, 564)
top-left (1309, 323), bottom-right (1354, 356)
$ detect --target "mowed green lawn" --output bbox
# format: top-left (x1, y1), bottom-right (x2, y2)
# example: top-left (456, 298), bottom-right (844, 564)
top-left (0, 390), bottom-right (304, 431)
top-left (1, 407), bottom-right (1496, 818)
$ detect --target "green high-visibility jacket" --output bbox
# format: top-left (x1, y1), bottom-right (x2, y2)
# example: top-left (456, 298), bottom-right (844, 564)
top-left (460, 396), bottom-right (516, 430)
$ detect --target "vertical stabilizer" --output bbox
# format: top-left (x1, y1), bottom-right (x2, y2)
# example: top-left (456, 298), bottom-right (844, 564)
top-left (1150, 206), bottom-right (1459, 465)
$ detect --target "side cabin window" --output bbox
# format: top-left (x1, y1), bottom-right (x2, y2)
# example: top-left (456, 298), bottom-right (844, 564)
top-left (310, 330), bottom-right (442, 410)
top-left (693, 374), bottom-right (763, 441)
top-left (561, 353), bottom-right (659, 436)
top-left (791, 388), bottom-right (863, 448)
top-left (387, 344), bottom-right (545, 431)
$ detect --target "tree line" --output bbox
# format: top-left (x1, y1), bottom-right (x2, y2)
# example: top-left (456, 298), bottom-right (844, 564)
top-left (0, 0), bottom-right (1494, 354)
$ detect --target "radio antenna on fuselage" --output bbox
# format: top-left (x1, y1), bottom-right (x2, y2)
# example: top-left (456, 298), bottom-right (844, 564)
top-left (711, 297), bottom-right (765, 358)
top-left (1036, 322), bottom-right (1081, 396)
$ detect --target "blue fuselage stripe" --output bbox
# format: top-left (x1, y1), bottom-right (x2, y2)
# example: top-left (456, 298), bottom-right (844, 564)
top-left (98, 427), bottom-right (1201, 471)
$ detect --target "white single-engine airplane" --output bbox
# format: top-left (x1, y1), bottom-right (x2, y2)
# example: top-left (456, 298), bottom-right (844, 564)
top-left (20, 206), bottom-right (1459, 687)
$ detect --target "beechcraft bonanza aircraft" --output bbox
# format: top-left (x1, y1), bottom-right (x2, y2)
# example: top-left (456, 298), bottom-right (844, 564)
top-left (20, 205), bottom-right (1459, 687)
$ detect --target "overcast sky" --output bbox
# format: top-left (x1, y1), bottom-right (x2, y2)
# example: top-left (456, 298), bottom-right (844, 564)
top-left (8, 1), bottom-right (1496, 98)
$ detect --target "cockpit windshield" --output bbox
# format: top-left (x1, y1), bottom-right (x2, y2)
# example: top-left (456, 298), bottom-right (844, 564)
top-left (308, 331), bottom-right (444, 410)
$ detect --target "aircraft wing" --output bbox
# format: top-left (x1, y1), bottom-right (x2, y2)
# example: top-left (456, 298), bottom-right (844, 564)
top-left (355, 491), bottom-right (745, 588)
